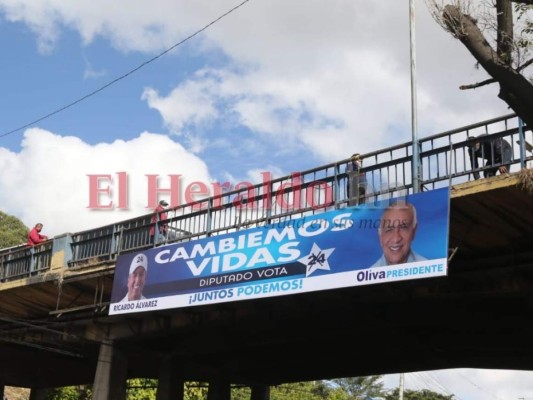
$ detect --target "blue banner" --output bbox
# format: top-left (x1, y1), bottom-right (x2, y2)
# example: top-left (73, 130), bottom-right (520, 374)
top-left (109, 187), bottom-right (449, 314)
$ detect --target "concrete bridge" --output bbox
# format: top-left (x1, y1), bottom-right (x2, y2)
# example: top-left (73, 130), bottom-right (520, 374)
top-left (1, 114), bottom-right (532, 399)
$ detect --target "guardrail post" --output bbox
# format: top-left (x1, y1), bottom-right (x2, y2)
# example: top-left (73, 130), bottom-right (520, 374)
top-left (0, 254), bottom-right (5, 281)
top-left (334, 163), bottom-right (341, 208)
top-left (110, 224), bottom-right (118, 258)
top-left (264, 178), bottom-right (272, 225)
top-left (206, 198), bottom-right (213, 236)
top-left (519, 117), bottom-right (526, 169)
top-left (29, 247), bottom-right (36, 274)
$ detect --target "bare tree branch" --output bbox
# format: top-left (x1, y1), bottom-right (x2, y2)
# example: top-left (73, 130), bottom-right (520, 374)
top-left (460, 78), bottom-right (497, 90)
top-left (459, 58), bottom-right (533, 90)
top-left (517, 58), bottom-right (533, 71)
top-left (512, 0), bottom-right (533, 5)
top-left (443, 5), bottom-right (533, 129)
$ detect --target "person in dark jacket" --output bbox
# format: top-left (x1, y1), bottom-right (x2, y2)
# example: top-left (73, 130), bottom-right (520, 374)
top-left (468, 134), bottom-right (512, 179)
top-left (346, 153), bottom-right (367, 206)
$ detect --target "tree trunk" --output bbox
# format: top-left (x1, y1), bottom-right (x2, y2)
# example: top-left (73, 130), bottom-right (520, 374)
top-left (496, 0), bottom-right (513, 65)
top-left (443, 5), bottom-right (533, 129)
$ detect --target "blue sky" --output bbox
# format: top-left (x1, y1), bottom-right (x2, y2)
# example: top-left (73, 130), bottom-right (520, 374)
top-left (0, 0), bottom-right (528, 397)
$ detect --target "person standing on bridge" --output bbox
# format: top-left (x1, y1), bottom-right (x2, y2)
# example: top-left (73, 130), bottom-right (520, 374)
top-left (468, 134), bottom-right (512, 179)
top-left (150, 199), bottom-right (169, 243)
top-left (121, 253), bottom-right (148, 302)
top-left (27, 223), bottom-right (49, 246)
top-left (370, 202), bottom-right (426, 267)
top-left (346, 153), bottom-right (367, 206)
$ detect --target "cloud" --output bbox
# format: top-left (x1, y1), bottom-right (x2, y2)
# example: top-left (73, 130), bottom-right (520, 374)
top-left (83, 54), bottom-right (107, 80)
top-left (384, 369), bottom-right (533, 400)
top-left (0, 0), bottom-right (510, 167)
top-left (142, 70), bottom-right (220, 136)
top-left (0, 128), bottom-right (212, 236)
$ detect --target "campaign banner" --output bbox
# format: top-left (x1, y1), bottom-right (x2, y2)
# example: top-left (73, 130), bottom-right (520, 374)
top-left (109, 187), bottom-right (450, 315)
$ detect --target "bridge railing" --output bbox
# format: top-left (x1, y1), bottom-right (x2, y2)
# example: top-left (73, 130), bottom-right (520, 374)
top-left (1, 114), bottom-right (532, 279)
top-left (0, 241), bottom-right (53, 281)
top-left (360, 113), bottom-right (528, 198)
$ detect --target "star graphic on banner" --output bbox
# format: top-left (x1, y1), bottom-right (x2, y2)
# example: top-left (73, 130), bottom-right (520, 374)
top-left (298, 243), bottom-right (335, 277)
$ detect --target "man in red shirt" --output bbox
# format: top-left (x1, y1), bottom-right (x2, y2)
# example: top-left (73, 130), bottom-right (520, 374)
top-left (27, 223), bottom-right (49, 246)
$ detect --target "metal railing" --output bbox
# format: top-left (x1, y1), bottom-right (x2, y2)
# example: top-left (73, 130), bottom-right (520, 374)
top-left (1, 114), bottom-right (531, 281)
top-left (0, 241), bottom-right (53, 281)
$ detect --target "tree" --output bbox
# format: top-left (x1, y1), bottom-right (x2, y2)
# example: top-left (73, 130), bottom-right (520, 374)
top-left (0, 210), bottom-right (28, 248)
top-left (328, 376), bottom-right (386, 400)
top-left (385, 388), bottom-right (454, 400)
top-left (427, 0), bottom-right (533, 129)
top-left (271, 381), bottom-right (332, 400)
top-left (127, 378), bottom-right (157, 399)
top-left (184, 382), bottom-right (209, 400)
top-left (33, 378), bottom-right (387, 400)
top-left (44, 386), bottom-right (92, 400)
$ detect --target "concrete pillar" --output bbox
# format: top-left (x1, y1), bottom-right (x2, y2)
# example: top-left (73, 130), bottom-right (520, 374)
top-left (251, 384), bottom-right (270, 400)
top-left (156, 357), bottom-right (184, 400)
top-left (207, 376), bottom-right (231, 400)
top-left (93, 340), bottom-right (128, 400)
top-left (29, 388), bottom-right (48, 400)
top-left (50, 233), bottom-right (73, 270)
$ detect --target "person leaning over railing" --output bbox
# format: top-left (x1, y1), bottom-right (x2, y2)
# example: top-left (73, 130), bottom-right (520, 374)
top-left (467, 134), bottom-right (512, 179)
top-left (27, 223), bottom-right (49, 246)
top-left (150, 200), bottom-right (169, 243)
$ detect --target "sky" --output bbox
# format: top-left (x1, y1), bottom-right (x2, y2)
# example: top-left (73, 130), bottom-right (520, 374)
top-left (0, 0), bottom-right (530, 397)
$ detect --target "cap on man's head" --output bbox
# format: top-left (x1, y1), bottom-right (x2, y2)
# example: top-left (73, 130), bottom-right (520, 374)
top-left (159, 200), bottom-right (169, 206)
top-left (129, 253), bottom-right (148, 275)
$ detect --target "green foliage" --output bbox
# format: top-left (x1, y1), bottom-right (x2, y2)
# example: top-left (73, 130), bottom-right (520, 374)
top-left (184, 382), bottom-right (209, 400)
top-left (385, 388), bottom-right (454, 400)
top-left (44, 378), bottom-right (159, 400)
top-left (329, 376), bottom-right (386, 400)
top-left (231, 385), bottom-right (251, 400)
top-left (271, 381), bottom-right (330, 400)
top-left (44, 386), bottom-right (92, 400)
top-left (39, 377), bottom-right (386, 400)
top-left (127, 378), bottom-right (157, 400)
top-left (0, 211), bottom-right (28, 248)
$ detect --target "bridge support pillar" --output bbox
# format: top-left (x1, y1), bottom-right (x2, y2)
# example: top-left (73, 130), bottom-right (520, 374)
top-left (207, 376), bottom-right (231, 400)
top-left (29, 388), bottom-right (48, 400)
top-left (156, 357), bottom-right (184, 400)
top-left (93, 340), bottom-right (127, 400)
top-left (50, 233), bottom-right (73, 270)
top-left (251, 384), bottom-right (270, 400)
